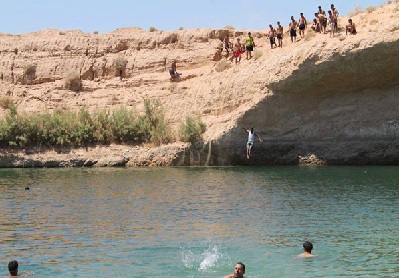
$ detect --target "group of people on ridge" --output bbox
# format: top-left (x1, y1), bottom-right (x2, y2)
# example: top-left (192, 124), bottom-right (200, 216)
top-left (222, 3), bottom-right (357, 57)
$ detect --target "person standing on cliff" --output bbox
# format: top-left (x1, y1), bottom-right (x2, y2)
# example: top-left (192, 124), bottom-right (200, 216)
top-left (331, 4), bottom-right (339, 33)
top-left (243, 128), bottom-right (262, 159)
top-left (245, 32), bottom-right (255, 59)
top-left (268, 24), bottom-right (277, 49)
top-left (289, 16), bottom-right (298, 43)
top-left (276, 21), bottom-right (284, 48)
top-left (298, 13), bottom-right (307, 38)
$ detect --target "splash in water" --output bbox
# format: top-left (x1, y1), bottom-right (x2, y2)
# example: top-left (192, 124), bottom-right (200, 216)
top-left (181, 242), bottom-right (231, 272)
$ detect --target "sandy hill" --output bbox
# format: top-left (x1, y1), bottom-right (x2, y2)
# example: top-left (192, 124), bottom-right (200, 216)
top-left (1, 2), bottom-right (399, 166)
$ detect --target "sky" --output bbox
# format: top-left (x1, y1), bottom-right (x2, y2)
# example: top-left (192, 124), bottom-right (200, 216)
top-left (0, 0), bottom-right (387, 34)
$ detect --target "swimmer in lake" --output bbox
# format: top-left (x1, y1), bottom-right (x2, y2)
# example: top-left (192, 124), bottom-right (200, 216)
top-left (8, 260), bottom-right (18, 276)
top-left (224, 262), bottom-right (245, 278)
top-left (298, 241), bottom-right (315, 257)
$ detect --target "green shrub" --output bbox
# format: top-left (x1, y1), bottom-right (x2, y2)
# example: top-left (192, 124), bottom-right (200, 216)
top-left (139, 98), bottom-right (171, 144)
top-left (0, 99), bottom-right (175, 148)
top-left (179, 115), bottom-right (206, 143)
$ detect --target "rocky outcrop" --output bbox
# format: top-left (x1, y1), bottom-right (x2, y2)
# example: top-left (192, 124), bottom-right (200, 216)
top-left (1, 2), bottom-right (399, 166)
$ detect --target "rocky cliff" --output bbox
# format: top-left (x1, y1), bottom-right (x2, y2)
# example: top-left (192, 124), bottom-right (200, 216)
top-left (1, 2), bottom-right (399, 166)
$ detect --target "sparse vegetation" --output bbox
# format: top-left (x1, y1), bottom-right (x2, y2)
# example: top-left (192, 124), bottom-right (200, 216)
top-left (179, 115), bottom-right (206, 143)
top-left (224, 25), bottom-right (235, 30)
top-left (305, 30), bottom-right (317, 41)
top-left (93, 31), bottom-right (99, 35)
top-left (0, 98), bottom-right (177, 148)
top-left (59, 31), bottom-right (66, 35)
top-left (178, 27), bottom-right (184, 30)
top-left (391, 25), bottom-right (399, 32)
top-left (0, 96), bottom-right (14, 109)
top-left (348, 5), bottom-right (364, 17)
top-left (64, 71), bottom-right (82, 91)
top-left (149, 27), bottom-right (158, 32)
top-left (370, 19), bottom-right (379, 25)
top-left (366, 6), bottom-right (376, 13)
top-left (23, 64), bottom-right (37, 84)
top-left (253, 50), bottom-right (263, 60)
top-left (215, 60), bottom-right (232, 72)
top-left (113, 56), bottom-right (128, 79)
top-left (113, 56), bottom-right (128, 70)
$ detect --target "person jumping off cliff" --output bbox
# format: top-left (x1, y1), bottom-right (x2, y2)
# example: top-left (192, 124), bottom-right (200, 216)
top-left (243, 128), bottom-right (262, 159)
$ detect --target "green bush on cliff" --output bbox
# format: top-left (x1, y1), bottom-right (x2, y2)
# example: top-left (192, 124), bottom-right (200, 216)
top-left (0, 98), bottom-right (175, 148)
top-left (179, 115), bottom-right (206, 143)
top-left (139, 98), bottom-right (171, 144)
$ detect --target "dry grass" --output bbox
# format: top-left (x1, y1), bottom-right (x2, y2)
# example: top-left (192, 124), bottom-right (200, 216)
top-left (0, 96), bottom-right (13, 109)
top-left (64, 71), bottom-right (82, 91)
top-left (113, 56), bottom-right (128, 69)
top-left (348, 5), bottom-right (364, 17)
top-left (391, 25), bottom-right (399, 32)
top-left (169, 83), bottom-right (177, 93)
top-left (387, 0), bottom-right (392, 4)
top-left (149, 27), bottom-right (158, 32)
top-left (253, 50), bottom-right (263, 60)
top-left (304, 30), bottom-right (317, 41)
top-left (366, 6), bottom-right (376, 13)
top-left (369, 19), bottom-right (379, 25)
top-left (224, 25), bottom-right (235, 30)
top-left (215, 60), bottom-right (232, 72)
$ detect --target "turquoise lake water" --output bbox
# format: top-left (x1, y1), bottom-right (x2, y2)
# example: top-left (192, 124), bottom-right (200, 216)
top-left (1, 166), bottom-right (398, 277)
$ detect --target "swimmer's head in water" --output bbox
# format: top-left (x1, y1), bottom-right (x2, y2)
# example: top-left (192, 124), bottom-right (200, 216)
top-left (303, 241), bottom-right (313, 253)
top-left (8, 260), bottom-right (18, 276)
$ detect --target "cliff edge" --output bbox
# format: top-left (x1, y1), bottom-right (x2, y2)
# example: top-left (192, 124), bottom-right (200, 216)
top-left (1, 2), bottom-right (399, 166)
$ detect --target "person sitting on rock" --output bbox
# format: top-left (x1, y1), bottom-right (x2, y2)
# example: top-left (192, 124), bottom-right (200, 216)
top-left (169, 60), bottom-right (180, 81)
top-left (346, 19), bottom-right (357, 35)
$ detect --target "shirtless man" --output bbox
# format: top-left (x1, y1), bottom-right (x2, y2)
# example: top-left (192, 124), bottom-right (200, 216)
top-left (317, 6), bottom-right (327, 34)
top-left (298, 13), bottom-right (307, 38)
top-left (224, 262), bottom-right (245, 278)
top-left (289, 16), bottom-right (298, 43)
top-left (268, 24), bottom-right (277, 49)
top-left (328, 10), bottom-right (335, 37)
top-left (346, 19), bottom-right (357, 35)
top-left (331, 4), bottom-right (339, 33)
top-left (276, 21), bottom-right (284, 48)
top-left (298, 241), bottom-right (315, 258)
top-left (224, 35), bottom-right (231, 59)
top-left (233, 38), bottom-right (242, 64)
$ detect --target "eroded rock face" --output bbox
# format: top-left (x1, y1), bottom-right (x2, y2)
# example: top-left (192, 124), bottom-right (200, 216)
top-left (1, 2), bottom-right (399, 166)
